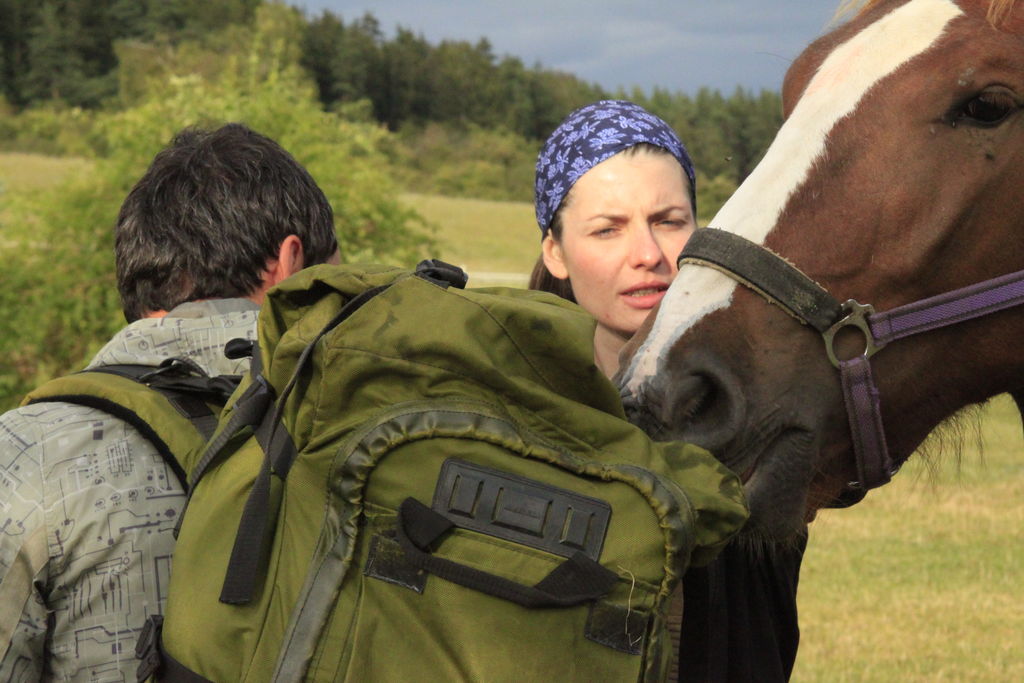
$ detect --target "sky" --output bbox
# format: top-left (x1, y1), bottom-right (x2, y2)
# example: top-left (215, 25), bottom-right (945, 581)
top-left (292, 1), bottom-right (845, 94)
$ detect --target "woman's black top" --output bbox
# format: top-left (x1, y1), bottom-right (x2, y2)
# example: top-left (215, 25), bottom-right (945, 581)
top-left (678, 530), bottom-right (808, 682)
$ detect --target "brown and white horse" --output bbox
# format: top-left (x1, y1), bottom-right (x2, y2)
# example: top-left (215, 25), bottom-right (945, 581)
top-left (619, 0), bottom-right (1024, 540)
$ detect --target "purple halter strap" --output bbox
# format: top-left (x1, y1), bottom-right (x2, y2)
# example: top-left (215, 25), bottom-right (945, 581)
top-left (676, 228), bottom-right (1024, 499)
top-left (829, 269), bottom-right (1024, 489)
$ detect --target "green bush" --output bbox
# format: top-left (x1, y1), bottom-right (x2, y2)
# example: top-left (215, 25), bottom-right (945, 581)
top-left (391, 122), bottom-right (535, 202)
top-left (0, 105), bottom-right (100, 156)
top-left (695, 172), bottom-right (738, 224)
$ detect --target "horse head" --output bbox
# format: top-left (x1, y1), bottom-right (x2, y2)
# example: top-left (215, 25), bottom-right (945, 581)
top-left (619, 0), bottom-right (1024, 540)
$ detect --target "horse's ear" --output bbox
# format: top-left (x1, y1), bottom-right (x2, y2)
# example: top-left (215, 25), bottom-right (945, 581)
top-left (1011, 391), bottom-right (1024, 437)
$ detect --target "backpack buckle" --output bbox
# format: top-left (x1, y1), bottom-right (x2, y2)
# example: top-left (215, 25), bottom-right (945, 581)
top-left (139, 357), bottom-right (208, 383)
top-left (415, 259), bottom-right (468, 289)
top-left (134, 614), bottom-right (164, 681)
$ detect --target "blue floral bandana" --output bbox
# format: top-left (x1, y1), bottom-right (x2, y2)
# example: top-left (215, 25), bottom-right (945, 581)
top-left (534, 100), bottom-right (696, 237)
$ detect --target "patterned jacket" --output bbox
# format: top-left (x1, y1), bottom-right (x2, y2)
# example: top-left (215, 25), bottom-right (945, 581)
top-left (0, 299), bottom-right (258, 681)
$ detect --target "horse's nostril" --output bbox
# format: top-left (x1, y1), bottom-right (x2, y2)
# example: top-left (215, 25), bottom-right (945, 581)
top-left (673, 374), bottom-right (713, 424)
top-left (663, 359), bottom-right (746, 456)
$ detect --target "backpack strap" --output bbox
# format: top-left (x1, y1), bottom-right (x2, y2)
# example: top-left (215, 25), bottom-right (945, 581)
top-left (22, 359), bottom-right (240, 489)
top-left (135, 615), bottom-right (214, 683)
top-left (394, 497), bottom-right (618, 607)
top-left (213, 284), bottom-right (392, 605)
top-left (90, 361), bottom-right (238, 440)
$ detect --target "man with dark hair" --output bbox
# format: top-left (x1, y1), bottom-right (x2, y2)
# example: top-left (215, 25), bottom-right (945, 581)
top-left (115, 124), bottom-right (339, 322)
top-left (0, 123), bottom-right (339, 680)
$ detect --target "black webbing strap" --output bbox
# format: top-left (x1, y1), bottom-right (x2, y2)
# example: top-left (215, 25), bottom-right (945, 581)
top-left (216, 403), bottom-right (298, 604)
top-left (153, 646), bottom-right (213, 683)
top-left (217, 284), bottom-right (392, 605)
top-left (89, 363), bottom-right (240, 441)
top-left (145, 373), bottom-right (239, 441)
top-left (678, 228), bottom-right (843, 333)
top-left (134, 615), bottom-right (214, 683)
top-left (394, 498), bottom-right (619, 608)
top-left (86, 364), bottom-right (162, 383)
top-left (186, 375), bottom-right (274, 491)
top-left (171, 375), bottom-right (275, 543)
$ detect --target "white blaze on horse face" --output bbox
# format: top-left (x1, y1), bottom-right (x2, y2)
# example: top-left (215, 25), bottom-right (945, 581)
top-left (620, 0), bottom-right (964, 401)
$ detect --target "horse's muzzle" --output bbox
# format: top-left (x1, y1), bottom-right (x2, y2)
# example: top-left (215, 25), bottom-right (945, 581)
top-left (635, 349), bottom-right (748, 466)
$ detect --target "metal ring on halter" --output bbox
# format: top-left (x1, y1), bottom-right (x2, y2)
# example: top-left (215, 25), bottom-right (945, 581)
top-left (822, 300), bottom-right (881, 368)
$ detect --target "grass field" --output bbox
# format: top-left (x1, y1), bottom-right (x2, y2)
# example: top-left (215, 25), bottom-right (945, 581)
top-left (3, 152), bottom-right (1022, 679)
top-left (0, 151), bottom-right (91, 193)
top-left (793, 395), bottom-right (1023, 681)
top-left (403, 192), bottom-right (539, 287)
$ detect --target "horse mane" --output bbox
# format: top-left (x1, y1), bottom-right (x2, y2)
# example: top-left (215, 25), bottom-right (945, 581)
top-left (834, 0), bottom-right (1019, 28)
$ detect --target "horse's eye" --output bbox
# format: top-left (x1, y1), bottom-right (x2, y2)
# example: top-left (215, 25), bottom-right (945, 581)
top-left (955, 90), bottom-right (1017, 127)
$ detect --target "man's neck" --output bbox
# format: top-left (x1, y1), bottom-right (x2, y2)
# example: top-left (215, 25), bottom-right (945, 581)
top-left (143, 298), bottom-right (261, 319)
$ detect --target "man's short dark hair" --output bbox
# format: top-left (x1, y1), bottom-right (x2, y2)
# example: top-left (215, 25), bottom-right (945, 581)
top-left (115, 123), bottom-right (338, 322)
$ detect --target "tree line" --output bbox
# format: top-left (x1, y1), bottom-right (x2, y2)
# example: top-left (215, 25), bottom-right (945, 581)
top-left (0, 0), bottom-right (782, 197)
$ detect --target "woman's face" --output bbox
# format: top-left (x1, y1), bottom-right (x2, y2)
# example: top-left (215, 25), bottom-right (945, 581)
top-left (542, 149), bottom-right (695, 341)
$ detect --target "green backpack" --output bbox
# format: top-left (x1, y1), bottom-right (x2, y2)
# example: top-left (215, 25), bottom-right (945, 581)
top-left (143, 261), bottom-right (748, 682)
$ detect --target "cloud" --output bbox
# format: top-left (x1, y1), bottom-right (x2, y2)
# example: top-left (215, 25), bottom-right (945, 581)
top-left (296, 0), bottom-right (842, 92)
